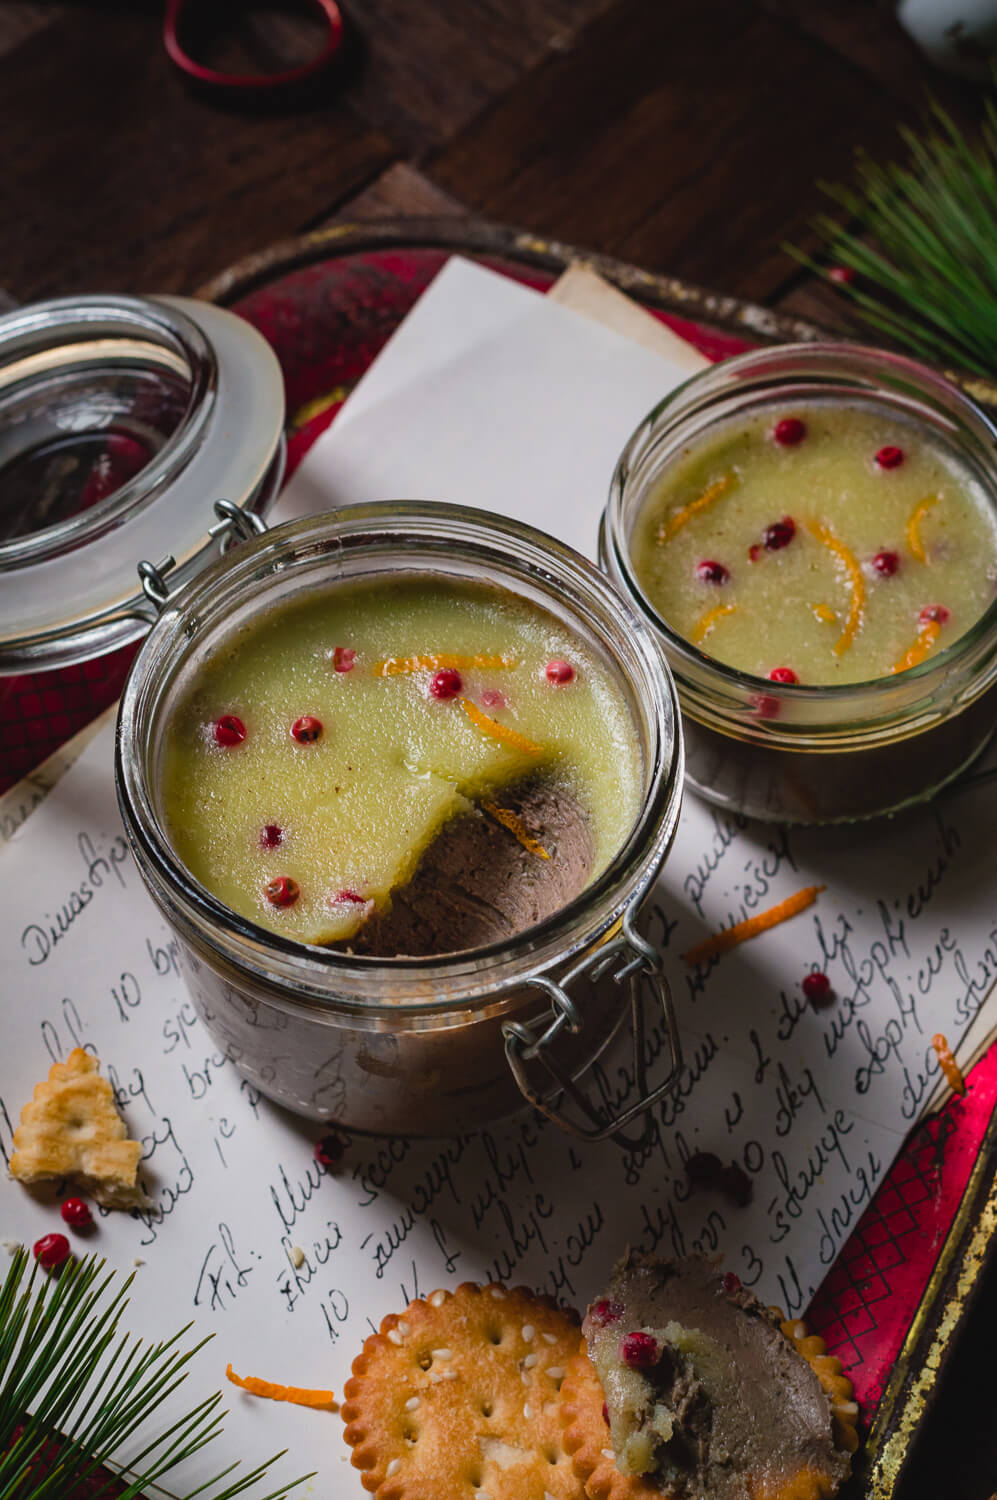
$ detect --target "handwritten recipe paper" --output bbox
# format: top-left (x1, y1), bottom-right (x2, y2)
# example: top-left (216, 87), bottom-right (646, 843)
top-left (1, 259), bottom-right (996, 1497)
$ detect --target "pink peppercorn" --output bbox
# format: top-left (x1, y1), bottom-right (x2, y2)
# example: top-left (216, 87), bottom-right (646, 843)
top-left (920, 603), bottom-right (951, 626)
top-left (60, 1198), bottom-right (93, 1230)
top-left (290, 715), bottom-right (323, 743)
top-left (545, 659), bottom-right (575, 685)
top-left (872, 551), bottom-right (899, 577)
top-left (722, 1271), bottom-right (742, 1295)
top-left (875, 445), bottom-right (904, 469)
top-left (696, 559), bottom-right (730, 585)
top-left (588, 1298), bottom-right (624, 1326)
top-left (265, 876), bottom-right (300, 908)
top-left (213, 714), bottom-right (246, 747)
top-left (773, 418), bottom-right (806, 447)
top-left (33, 1233), bottom-right (71, 1271)
top-left (429, 668), bottom-right (463, 700)
top-left (620, 1332), bottom-right (660, 1369)
top-left (332, 646), bottom-right (356, 673)
top-left (828, 266), bottom-right (856, 285)
top-left (803, 971), bottom-right (832, 1005)
top-left (260, 824), bottom-right (284, 850)
top-left (315, 1133), bottom-right (346, 1169)
top-left (763, 517), bottom-right (796, 551)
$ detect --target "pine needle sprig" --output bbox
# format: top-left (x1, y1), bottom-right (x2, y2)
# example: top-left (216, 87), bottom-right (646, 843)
top-left (789, 98), bottom-right (997, 380)
top-left (0, 1250), bottom-right (311, 1500)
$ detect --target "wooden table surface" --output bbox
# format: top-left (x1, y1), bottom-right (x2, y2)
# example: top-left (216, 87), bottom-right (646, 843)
top-left (0, 3), bottom-right (993, 1496)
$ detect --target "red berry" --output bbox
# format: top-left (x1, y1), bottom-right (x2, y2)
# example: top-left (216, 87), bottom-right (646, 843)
top-left (60, 1198), bottom-right (92, 1229)
top-left (545, 659), bottom-right (575, 684)
top-left (722, 1271), bottom-right (742, 1294)
top-left (828, 265), bottom-right (856, 285)
top-left (920, 603), bottom-right (950, 626)
top-left (763, 517), bottom-right (796, 551)
top-left (260, 824), bottom-right (284, 850)
top-left (773, 418), bottom-right (806, 447)
top-left (589, 1297), bottom-right (624, 1326)
top-left (265, 876), bottom-right (300, 908)
top-left (620, 1332), bottom-right (660, 1368)
top-left (685, 1151), bottom-right (724, 1188)
top-left (33, 1233), bottom-right (70, 1271)
top-left (291, 715), bottom-right (323, 743)
top-left (481, 689), bottom-right (508, 708)
top-left (429, 668), bottom-right (463, 700)
top-left (872, 551), bottom-right (899, 577)
top-left (696, 559), bottom-right (730, 585)
top-left (803, 971), bottom-right (832, 1005)
top-left (332, 646), bottom-right (356, 673)
top-left (768, 667), bottom-right (799, 684)
top-left (315, 1133), bottom-right (346, 1169)
top-left (748, 543), bottom-right (761, 563)
top-left (213, 714), bottom-right (246, 747)
top-left (875, 445), bottom-right (904, 469)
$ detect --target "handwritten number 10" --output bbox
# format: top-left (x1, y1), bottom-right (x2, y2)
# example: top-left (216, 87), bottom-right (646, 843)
top-left (111, 972), bottom-right (141, 1023)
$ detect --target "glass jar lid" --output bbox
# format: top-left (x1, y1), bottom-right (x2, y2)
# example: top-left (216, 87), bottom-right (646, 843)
top-left (0, 293), bottom-right (285, 672)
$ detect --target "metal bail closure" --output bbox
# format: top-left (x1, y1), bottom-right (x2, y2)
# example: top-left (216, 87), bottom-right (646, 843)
top-left (502, 908), bottom-right (683, 1150)
top-left (137, 499), bottom-right (269, 617)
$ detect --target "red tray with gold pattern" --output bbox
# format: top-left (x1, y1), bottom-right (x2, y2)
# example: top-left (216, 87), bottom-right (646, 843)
top-left (4, 219), bottom-right (995, 1499)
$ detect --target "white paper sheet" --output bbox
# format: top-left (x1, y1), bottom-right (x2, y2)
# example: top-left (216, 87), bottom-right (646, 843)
top-left (1, 258), bottom-right (995, 1497)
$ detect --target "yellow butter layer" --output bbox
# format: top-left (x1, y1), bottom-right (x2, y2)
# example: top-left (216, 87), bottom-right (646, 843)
top-left (159, 576), bottom-right (642, 946)
top-left (631, 402), bottom-right (996, 685)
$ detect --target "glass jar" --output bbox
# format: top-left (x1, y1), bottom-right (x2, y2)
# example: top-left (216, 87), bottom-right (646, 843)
top-left (0, 293), bottom-right (284, 787)
top-left (116, 503), bottom-right (686, 1142)
top-left (601, 344), bottom-right (997, 823)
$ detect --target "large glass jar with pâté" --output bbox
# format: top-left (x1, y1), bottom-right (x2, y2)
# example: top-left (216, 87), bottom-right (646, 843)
top-left (116, 504), bottom-right (686, 1142)
top-left (601, 344), bottom-right (997, 823)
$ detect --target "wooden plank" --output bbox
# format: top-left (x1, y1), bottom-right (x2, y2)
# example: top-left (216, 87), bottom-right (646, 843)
top-left (424, 0), bottom-right (947, 305)
top-left (0, 8), bottom-right (395, 302)
top-left (330, 163), bottom-right (469, 223)
top-left (0, 2), bottom-right (66, 60)
top-left (338, 0), bottom-right (619, 152)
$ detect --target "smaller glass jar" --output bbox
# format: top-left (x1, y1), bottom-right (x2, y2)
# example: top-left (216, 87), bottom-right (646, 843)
top-left (116, 504), bottom-right (686, 1142)
top-left (601, 344), bottom-right (997, 823)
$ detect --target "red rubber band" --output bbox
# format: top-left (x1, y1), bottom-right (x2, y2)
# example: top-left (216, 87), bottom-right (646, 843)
top-left (163, 0), bottom-right (343, 91)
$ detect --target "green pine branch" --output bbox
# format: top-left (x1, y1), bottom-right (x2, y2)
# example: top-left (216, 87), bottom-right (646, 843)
top-left (0, 1250), bottom-right (312, 1500)
top-left (788, 98), bottom-right (997, 379)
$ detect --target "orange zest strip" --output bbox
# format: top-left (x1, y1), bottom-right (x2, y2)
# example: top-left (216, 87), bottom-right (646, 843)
top-left (805, 521), bottom-right (865, 655)
top-left (682, 884), bottom-right (825, 965)
top-left (891, 619), bottom-right (941, 674)
top-left (906, 496), bottom-right (939, 562)
top-left (461, 699), bottom-right (544, 757)
top-left (373, 653), bottom-right (516, 677)
top-left (482, 800), bottom-right (551, 859)
top-left (225, 1363), bottom-right (337, 1410)
top-left (811, 602), bottom-right (837, 625)
top-left (932, 1033), bottom-right (967, 1097)
top-left (656, 474), bottom-right (733, 544)
top-left (692, 603), bottom-right (737, 644)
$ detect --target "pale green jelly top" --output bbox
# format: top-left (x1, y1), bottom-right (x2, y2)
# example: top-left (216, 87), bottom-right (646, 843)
top-left (630, 401), bottom-right (997, 686)
top-left (159, 575), bottom-right (641, 947)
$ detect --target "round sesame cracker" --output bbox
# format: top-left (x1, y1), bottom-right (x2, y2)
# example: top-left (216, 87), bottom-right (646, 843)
top-left (340, 1281), bottom-right (585, 1500)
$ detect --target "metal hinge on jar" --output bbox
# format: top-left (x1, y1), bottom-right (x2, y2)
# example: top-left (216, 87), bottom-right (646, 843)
top-left (137, 499), bottom-right (268, 614)
top-left (502, 909), bottom-right (683, 1150)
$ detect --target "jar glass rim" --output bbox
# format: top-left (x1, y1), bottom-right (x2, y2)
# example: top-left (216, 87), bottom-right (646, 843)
top-left (116, 502), bottom-right (685, 1018)
top-left (0, 295), bottom-right (216, 568)
top-left (605, 341), bottom-right (997, 730)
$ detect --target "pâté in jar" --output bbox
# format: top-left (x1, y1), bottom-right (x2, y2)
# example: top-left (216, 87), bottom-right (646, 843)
top-left (117, 504), bottom-right (686, 1141)
top-left (602, 344), bottom-right (997, 823)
